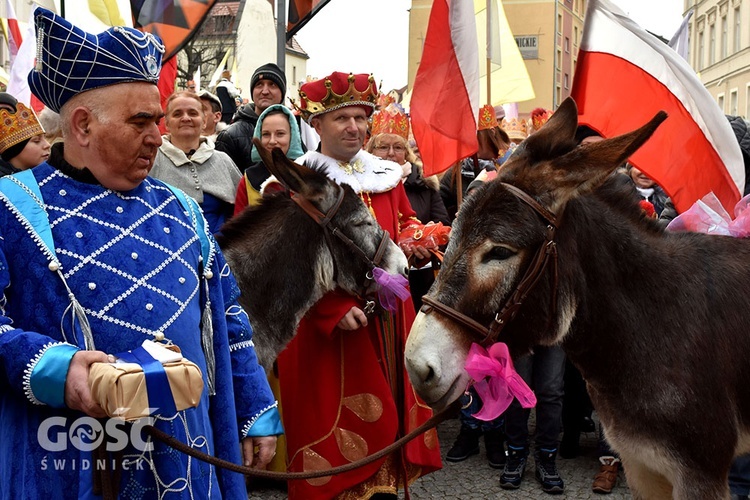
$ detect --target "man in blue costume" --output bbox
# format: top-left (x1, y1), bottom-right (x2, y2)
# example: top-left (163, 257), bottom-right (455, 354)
top-left (0, 8), bottom-right (281, 499)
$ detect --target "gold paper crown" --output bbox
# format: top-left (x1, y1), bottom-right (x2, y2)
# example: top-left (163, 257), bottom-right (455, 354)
top-left (293, 72), bottom-right (378, 122)
top-left (371, 104), bottom-right (409, 140)
top-left (0, 102), bottom-right (45, 154)
top-left (376, 92), bottom-right (395, 109)
top-left (501, 117), bottom-right (528, 141)
top-left (530, 108), bottom-right (553, 132)
top-left (478, 104), bottom-right (499, 131)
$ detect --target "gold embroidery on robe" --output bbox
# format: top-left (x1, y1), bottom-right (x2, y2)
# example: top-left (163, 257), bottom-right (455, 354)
top-left (338, 159), bottom-right (365, 175)
top-left (342, 393), bottom-right (383, 423)
top-left (334, 427), bottom-right (368, 462)
top-left (303, 448), bottom-right (333, 486)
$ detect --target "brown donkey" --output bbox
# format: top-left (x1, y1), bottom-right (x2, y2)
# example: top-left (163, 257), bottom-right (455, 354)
top-left (217, 146), bottom-right (408, 370)
top-left (405, 97), bottom-right (750, 499)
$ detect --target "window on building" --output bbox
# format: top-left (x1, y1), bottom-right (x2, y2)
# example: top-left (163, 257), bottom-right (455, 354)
top-left (574, 26), bottom-right (579, 46)
top-left (214, 14), bottom-right (232, 34)
top-left (721, 15), bottom-right (728, 59)
top-left (556, 85), bottom-right (562, 107)
top-left (730, 90), bottom-right (738, 115)
top-left (293, 66), bottom-right (297, 83)
top-left (718, 93), bottom-right (725, 112)
top-left (565, 37), bottom-right (570, 53)
top-left (735, 7), bottom-right (742, 53)
top-left (557, 49), bottom-right (562, 68)
top-left (564, 73), bottom-right (569, 90)
top-left (558, 14), bottom-right (563, 35)
top-left (709, 24), bottom-right (716, 65)
top-left (698, 30), bottom-right (705, 69)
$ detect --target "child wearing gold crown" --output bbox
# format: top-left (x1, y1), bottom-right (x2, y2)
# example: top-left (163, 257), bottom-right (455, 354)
top-left (0, 99), bottom-right (50, 176)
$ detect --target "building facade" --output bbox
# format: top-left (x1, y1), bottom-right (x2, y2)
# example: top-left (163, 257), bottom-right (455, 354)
top-left (686, 0), bottom-right (749, 119)
top-left (178, 0), bottom-right (308, 106)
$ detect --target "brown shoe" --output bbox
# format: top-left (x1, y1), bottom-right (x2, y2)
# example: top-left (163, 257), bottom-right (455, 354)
top-left (592, 456), bottom-right (620, 494)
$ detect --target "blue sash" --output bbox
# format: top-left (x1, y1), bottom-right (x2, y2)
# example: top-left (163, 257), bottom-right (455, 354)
top-left (116, 346), bottom-right (178, 416)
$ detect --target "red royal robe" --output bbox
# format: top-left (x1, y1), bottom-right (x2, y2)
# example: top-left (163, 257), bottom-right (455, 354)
top-left (277, 151), bottom-right (443, 499)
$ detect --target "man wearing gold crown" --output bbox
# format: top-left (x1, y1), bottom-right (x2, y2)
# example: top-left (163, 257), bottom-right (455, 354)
top-left (0, 9), bottom-right (281, 499)
top-left (275, 72), bottom-right (442, 499)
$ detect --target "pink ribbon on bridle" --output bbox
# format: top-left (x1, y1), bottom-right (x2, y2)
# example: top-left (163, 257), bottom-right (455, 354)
top-left (464, 342), bottom-right (537, 421)
top-left (372, 267), bottom-right (411, 313)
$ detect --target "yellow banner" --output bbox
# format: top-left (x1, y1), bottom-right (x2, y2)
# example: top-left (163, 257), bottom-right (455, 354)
top-left (474, 0), bottom-right (535, 106)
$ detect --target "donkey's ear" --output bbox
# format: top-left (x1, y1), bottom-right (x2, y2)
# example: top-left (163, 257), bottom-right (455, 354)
top-left (500, 105), bottom-right (667, 214)
top-left (253, 137), bottom-right (324, 195)
top-left (522, 97), bottom-right (580, 159)
top-left (548, 110), bottom-right (668, 206)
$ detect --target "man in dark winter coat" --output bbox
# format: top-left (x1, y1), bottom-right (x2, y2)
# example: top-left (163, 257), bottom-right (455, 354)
top-left (215, 63), bottom-right (286, 172)
top-left (727, 115), bottom-right (750, 196)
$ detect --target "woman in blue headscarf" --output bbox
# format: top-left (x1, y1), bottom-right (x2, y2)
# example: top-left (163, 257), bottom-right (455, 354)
top-left (233, 104), bottom-right (305, 213)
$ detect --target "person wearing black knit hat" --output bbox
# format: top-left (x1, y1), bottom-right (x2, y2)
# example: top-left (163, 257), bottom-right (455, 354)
top-left (250, 62), bottom-right (286, 108)
top-left (215, 62), bottom-right (287, 173)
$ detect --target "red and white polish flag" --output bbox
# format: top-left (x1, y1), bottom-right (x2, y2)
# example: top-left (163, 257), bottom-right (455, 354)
top-left (410, 0), bottom-right (479, 177)
top-left (5, 0), bottom-right (22, 64)
top-left (571, 0), bottom-right (744, 213)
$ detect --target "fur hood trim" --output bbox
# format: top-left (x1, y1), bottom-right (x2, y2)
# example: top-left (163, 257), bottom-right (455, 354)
top-left (298, 150), bottom-right (402, 194)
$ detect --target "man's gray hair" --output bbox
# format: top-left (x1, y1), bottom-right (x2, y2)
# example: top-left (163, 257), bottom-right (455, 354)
top-left (59, 87), bottom-right (115, 137)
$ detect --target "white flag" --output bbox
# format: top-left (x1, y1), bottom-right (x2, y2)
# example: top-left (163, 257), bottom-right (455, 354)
top-left (668, 10), bottom-right (693, 62)
top-left (7, 5), bottom-right (37, 106)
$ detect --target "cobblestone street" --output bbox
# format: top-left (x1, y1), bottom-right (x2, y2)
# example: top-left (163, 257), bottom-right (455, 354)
top-left (248, 414), bottom-right (633, 499)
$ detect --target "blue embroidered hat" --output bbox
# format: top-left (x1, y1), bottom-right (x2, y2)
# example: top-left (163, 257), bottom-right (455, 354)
top-left (28, 8), bottom-right (165, 113)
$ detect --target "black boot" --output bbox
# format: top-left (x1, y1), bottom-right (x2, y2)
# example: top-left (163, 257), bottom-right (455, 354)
top-left (485, 428), bottom-right (506, 469)
top-left (446, 425), bottom-right (481, 462)
top-left (535, 448), bottom-right (565, 494)
top-left (500, 446), bottom-right (528, 489)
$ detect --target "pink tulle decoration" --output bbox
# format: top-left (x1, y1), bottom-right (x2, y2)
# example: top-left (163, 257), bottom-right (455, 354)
top-left (372, 267), bottom-right (411, 313)
top-left (667, 192), bottom-right (750, 237)
top-left (464, 342), bottom-right (537, 421)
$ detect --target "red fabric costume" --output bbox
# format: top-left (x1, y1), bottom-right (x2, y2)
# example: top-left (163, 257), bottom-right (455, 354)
top-left (277, 150), bottom-right (442, 499)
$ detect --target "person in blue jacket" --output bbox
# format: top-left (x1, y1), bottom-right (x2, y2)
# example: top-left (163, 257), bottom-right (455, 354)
top-left (0, 8), bottom-right (281, 499)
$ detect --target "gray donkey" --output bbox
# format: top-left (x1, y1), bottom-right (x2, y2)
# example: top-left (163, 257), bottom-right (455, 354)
top-left (217, 146), bottom-right (408, 370)
top-left (405, 97), bottom-right (750, 499)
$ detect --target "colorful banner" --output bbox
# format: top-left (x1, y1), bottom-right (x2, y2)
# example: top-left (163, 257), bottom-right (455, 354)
top-left (286, 0), bottom-right (331, 40)
top-left (130, 0), bottom-right (217, 59)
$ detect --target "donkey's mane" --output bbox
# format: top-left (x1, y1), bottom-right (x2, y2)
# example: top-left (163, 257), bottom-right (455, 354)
top-left (587, 172), bottom-right (665, 234)
top-left (216, 191), bottom-right (293, 246)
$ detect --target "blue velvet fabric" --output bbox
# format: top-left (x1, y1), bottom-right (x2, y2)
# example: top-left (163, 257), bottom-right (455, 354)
top-left (0, 164), bottom-right (280, 499)
top-left (27, 8), bottom-right (164, 113)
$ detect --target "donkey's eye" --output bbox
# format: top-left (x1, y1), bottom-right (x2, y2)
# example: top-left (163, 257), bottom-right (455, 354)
top-left (353, 218), bottom-right (373, 227)
top-left (484, 246), bottom-right (516, 262)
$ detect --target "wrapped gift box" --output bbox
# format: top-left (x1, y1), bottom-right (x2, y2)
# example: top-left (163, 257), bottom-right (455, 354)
top-left (88, 341), bottom-right (204, 421)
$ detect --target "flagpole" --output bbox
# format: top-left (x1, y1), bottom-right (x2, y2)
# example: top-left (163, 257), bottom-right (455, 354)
top-left (486, 0), bottom-right (491, 104)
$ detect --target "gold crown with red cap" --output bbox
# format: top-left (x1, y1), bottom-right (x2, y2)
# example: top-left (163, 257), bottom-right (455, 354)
top-left (292, 72), bottom-right (378, 122)
top-left (0, 102), bottom-right (44, 154)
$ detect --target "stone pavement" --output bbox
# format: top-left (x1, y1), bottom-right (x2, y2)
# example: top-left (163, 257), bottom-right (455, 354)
top-left (248, 414), bottom-right (633, 499)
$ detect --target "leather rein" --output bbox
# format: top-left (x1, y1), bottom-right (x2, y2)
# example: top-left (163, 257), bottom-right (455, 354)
top-left (141, 184), bottom-right (453, 481)
top-left (291, 187), bottom-right (390, 313)
top-left (421, 182), bottom-right (559, 346)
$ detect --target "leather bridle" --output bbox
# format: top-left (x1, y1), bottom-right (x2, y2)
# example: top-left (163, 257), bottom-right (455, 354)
top-left (420, 182), bottom-right (559, 346)
top-left (290, 187), bottom-right (390, 313)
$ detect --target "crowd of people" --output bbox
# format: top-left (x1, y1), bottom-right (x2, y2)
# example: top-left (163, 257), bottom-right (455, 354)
top-left (2, 8), bottom-right (750, 500)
